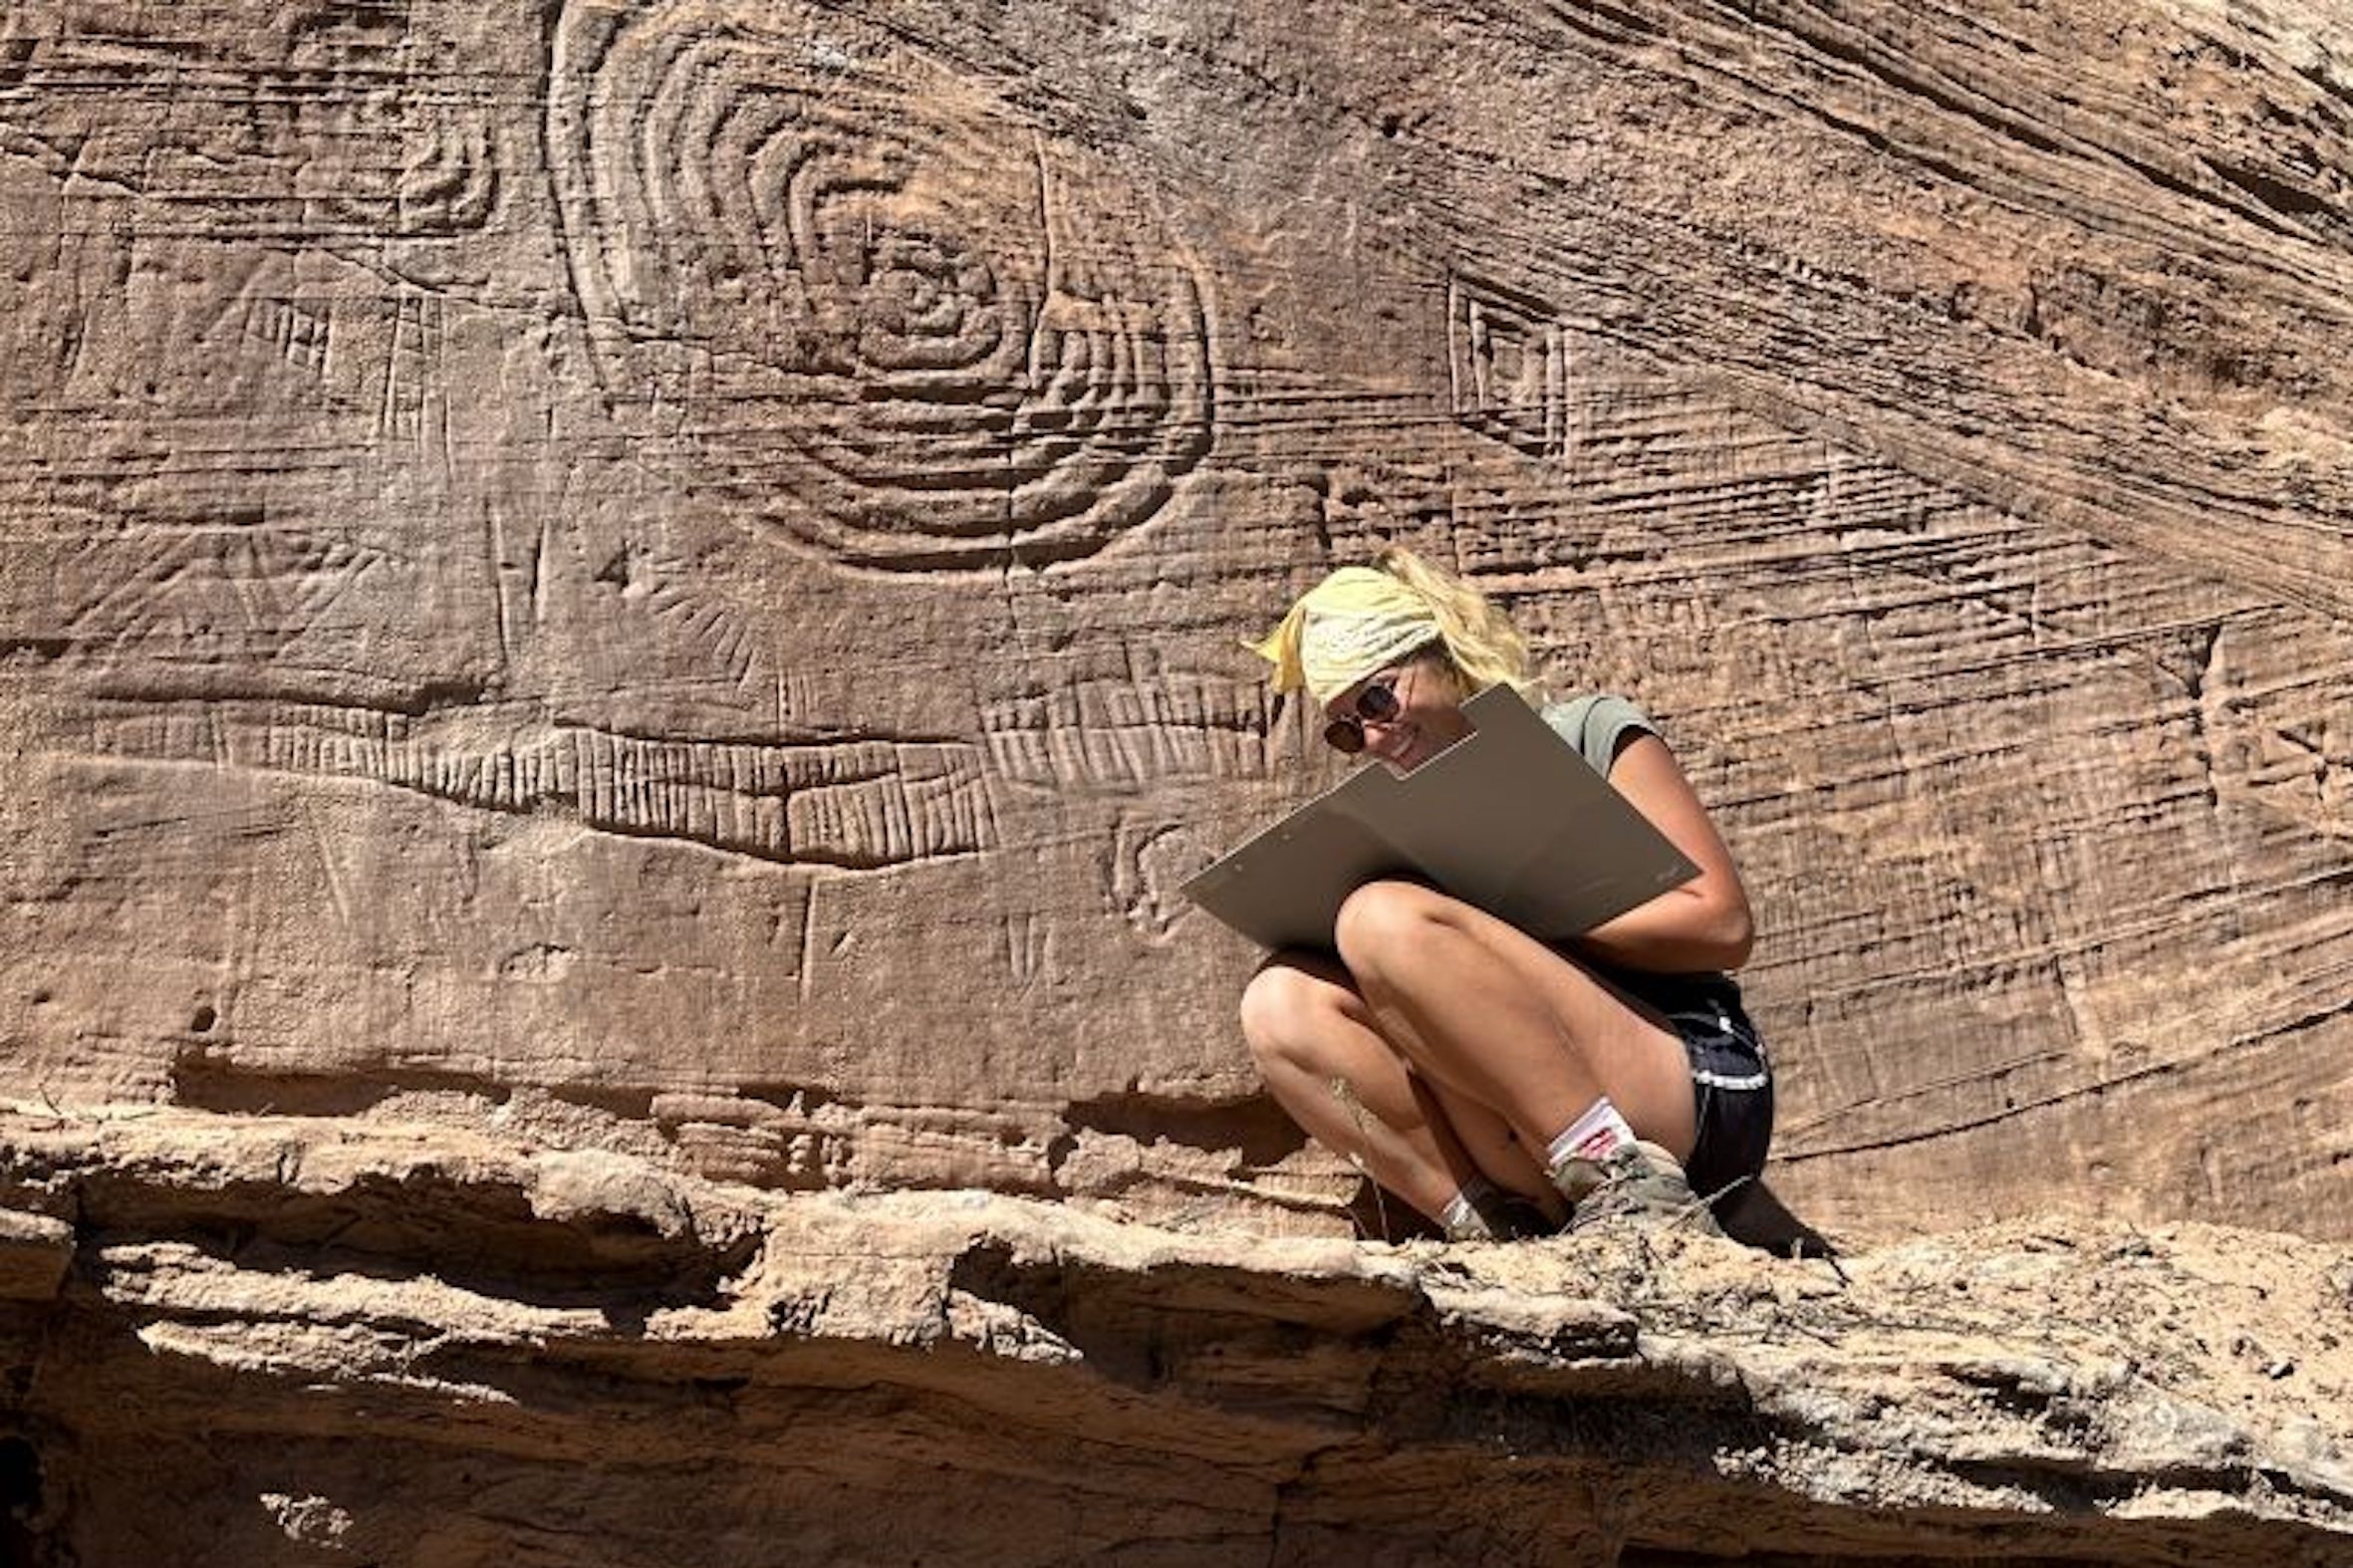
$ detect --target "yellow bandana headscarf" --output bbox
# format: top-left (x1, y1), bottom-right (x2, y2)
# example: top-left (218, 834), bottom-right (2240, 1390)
top-left (1248, 566), bottom-right (1442, 706)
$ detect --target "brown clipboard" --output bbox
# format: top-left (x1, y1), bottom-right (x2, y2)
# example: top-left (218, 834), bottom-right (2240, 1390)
top-left (1178, 686), bottom-right (1699, 952)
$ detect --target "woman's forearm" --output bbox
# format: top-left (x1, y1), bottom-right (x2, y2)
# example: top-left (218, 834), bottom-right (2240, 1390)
top-left (1568, 884), bottom-right (1754, 974)
top-left (1577, 734), bottom-right (1756, 972)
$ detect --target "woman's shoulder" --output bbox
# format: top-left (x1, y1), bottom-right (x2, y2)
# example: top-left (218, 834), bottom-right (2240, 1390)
top-left (1539, 691), bottom-right (1659, 775)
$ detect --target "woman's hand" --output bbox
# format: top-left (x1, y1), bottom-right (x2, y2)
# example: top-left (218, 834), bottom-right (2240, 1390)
top-left (1570, 733), bottom-right (1754, 972)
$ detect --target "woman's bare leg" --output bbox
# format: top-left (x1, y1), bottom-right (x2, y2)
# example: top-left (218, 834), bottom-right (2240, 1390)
top-left (1238, 951), bottom-right (1488, 1226)
top-left (1332, 880), bottom-right (1699, 1164)
top-left (1419, 1081), bottom-right (1569, 1224)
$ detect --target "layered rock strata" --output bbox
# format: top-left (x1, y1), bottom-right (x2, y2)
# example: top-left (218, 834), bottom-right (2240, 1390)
top-left (1, 1107), bottom-right (2348, 1565)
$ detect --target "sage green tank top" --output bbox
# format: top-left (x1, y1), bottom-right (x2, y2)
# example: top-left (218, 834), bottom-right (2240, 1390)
top-left (1539, 692), bottom-right (1748, 1008)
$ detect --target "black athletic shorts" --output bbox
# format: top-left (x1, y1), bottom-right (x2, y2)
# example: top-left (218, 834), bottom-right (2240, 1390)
top-left (1601, 967), bottom-right (1774, 1208)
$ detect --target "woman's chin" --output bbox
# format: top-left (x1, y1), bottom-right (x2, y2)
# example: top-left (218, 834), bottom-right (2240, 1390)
top-left (1383, 737), bottom-right (1438, 773)
top-left (1388, 725), bottom-right (1477, 774)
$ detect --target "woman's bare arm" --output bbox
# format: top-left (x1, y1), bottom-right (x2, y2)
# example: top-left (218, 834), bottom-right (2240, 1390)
top-left (1567, 733), bottom-right (1754, 972)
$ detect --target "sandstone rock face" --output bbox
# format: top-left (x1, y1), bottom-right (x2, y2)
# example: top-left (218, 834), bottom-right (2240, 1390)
top-left (3, 0), bottom-right (2351, 1241)
top-left (3, 0), bottom-right (2353, 1557)
top-left (4, 0), bottom-right (2353, 1242)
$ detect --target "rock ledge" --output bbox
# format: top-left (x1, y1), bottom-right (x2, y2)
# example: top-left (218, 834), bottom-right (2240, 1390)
top-left (1, 1105), bottom-right (2347, 1566)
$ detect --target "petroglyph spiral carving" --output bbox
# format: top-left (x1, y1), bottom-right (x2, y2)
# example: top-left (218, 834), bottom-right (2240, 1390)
top-left (548, 2), bottom-right (1216, 570)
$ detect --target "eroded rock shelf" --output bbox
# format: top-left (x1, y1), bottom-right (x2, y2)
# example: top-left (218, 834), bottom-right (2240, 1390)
top-left (0, 1108), bottom-right (2347, 1565)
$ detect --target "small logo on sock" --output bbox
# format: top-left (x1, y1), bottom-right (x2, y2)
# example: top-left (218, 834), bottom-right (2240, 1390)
top-left (1570, 1127), bottom-right (1624, 1163)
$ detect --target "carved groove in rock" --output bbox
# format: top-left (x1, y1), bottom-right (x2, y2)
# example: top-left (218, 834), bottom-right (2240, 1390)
top-left (0, 3), bottom-right (502, 242)
top-left (73, 698), bottom-right (996, 870)
top-left (547, 0), bottom-right (1217, 570)
top-left (1448, 272), bottom-right (1571, 462)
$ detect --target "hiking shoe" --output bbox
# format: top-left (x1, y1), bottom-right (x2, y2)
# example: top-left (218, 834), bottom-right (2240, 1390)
top-left (1564, 1142), bottom-right (1724, 1237)
top-left (1442, 1189), bottom-right (1566, 1242)
top-left (1487, 1192), bottom-right (1563, 1240)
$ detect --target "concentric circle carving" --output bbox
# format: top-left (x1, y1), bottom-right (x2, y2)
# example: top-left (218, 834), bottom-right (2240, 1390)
top-left (549, 2), bottom-right (1216, 569)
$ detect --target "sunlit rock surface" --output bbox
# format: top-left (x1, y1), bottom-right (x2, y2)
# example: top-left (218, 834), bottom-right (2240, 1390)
top-left (2, 0), bottom-right (2351, 1558)
top-left (1, 1109), bottom-right (2349, 1565)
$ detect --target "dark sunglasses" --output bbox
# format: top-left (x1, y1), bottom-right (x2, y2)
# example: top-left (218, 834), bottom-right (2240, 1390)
top-left (1322, 675), bottom-right (1403, 755)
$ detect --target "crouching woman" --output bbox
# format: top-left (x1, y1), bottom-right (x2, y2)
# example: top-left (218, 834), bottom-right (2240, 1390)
top-left (1238, 549), bottom-right (1771, 1240)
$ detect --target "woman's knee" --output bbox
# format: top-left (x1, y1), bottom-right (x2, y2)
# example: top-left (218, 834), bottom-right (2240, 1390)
top-left (1238, 959), bottom-right (1348, 1071)
top-left (1333, 879), bottom-right (1454, 979)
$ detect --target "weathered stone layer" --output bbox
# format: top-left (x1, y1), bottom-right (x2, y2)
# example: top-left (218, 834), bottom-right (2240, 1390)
top-left (1, 1108), bottom-right (2347, 1565)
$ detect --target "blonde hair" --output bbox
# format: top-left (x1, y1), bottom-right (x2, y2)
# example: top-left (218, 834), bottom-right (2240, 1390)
top-left (1372, 547), bottom-right (1540, 701)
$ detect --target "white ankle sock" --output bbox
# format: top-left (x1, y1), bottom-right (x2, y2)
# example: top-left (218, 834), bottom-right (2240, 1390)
top-left (1545, 1097), bottom-right (1636, 1176)
top-left (1439, 1176), bottom-right (1499, 1239)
